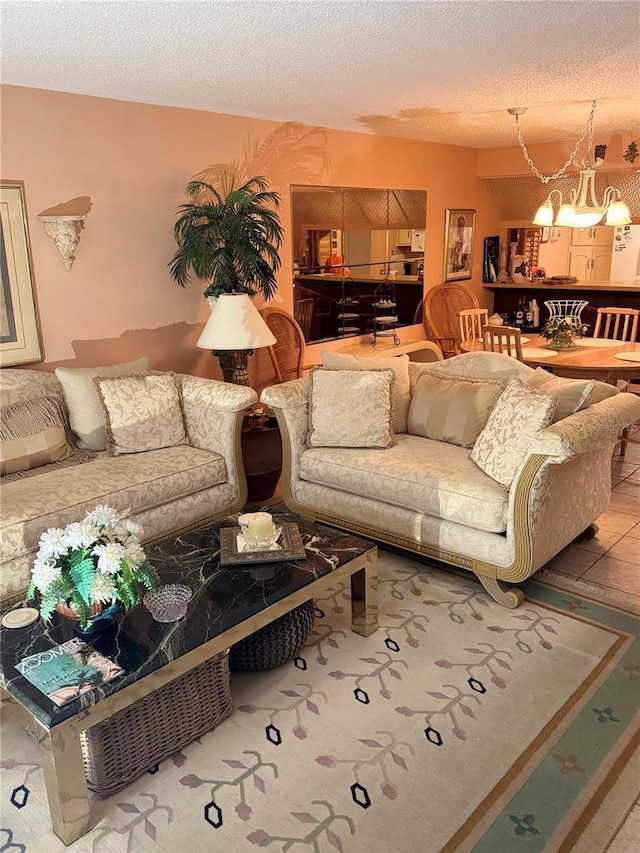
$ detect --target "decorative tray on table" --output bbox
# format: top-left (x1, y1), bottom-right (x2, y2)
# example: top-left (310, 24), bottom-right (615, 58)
top-left (220, 523), bottom-right (307, 566)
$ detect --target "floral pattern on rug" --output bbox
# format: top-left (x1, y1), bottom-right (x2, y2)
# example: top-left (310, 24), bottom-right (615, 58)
top-left (1, 551), bottom-right (637, 853)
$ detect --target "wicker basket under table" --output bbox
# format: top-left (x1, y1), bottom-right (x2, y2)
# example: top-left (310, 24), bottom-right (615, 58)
top-left (81, 651), bottom-right (232, 798)
top-left (229, 600), bottom-right (315, 671)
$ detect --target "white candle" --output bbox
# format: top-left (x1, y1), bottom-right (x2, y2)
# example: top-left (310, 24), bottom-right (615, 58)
top-left (245, 512), bottom-right (275, 541)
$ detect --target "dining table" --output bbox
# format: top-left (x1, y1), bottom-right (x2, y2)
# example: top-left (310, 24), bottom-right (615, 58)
top-left (460, 333), bottom-right (640, 385)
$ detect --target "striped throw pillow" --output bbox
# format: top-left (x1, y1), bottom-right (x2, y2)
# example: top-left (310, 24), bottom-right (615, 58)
top-left (0, 426), bottom-right (72, 476)
top-left (1, 393), bottom-right (74, 477)
top-left (407, 372), bottom-right (504, 448)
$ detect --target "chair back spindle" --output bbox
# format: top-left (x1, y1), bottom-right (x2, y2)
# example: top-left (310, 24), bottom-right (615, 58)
top-left (593, 307), bottom-right (639, 342)
top-left (459, 308), bottom-right (489, 343)
top-left (481, 325), bottom-right (524, 361)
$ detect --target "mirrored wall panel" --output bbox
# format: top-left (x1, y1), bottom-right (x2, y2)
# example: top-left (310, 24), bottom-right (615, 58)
top-left (291, 186), bottom-right (427, 343)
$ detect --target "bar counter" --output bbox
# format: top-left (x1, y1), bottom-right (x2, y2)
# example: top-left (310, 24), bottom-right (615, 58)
top-left (485, 280), bottom-right (640, 316)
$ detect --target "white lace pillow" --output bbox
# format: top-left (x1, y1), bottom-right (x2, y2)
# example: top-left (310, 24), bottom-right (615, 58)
top-left (321, 350), bottom-right (411, 432)
top-left (407, 371), bottom-right (504, 447)
top-left (307, 368), bottom-right (395, 448)
top-left (526, 367), bottom-right (595, 422)
top-left (471, 377), bottom-right (557, 486)
top-left (93, 372), bottom-right (188, 455)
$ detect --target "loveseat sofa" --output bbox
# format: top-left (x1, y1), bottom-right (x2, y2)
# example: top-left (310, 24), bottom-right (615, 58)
top-left (261, 351), bottom-right (640, 607)
top-left (0, 367), bottom-right (257, 606)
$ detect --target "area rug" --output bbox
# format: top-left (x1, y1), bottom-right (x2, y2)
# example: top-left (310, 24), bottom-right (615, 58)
top-left (1, 549), bottom-right (638, 853)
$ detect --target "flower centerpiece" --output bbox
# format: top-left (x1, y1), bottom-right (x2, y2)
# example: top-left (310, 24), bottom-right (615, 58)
top-left (28, 505), bottom-right (160, 630)
top-left (541, 316), bottom-right (589, 350)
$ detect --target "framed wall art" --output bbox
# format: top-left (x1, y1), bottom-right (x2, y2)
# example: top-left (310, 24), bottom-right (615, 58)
top-left (1, 181), bottom-right (42, 366)
top-left (443, 208), bottom-right (476, 282)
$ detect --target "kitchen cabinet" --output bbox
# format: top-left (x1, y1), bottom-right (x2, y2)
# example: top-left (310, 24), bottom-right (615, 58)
top-left (395, 228), bottom-right (413, 246)
top-left (569, 226), bottom-right (613, 280)
top-left (411, 230), bottom-right (425, 252)
top-left (570, 226), bottom-right (614, 248)
top-left (568, 247), bottom-right (611, 280)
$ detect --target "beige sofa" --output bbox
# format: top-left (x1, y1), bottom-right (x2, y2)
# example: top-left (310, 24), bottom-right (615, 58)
top-left (0, 368), bottom-right (257, 605)
top-left (262, 352), bottom-right (640, 608)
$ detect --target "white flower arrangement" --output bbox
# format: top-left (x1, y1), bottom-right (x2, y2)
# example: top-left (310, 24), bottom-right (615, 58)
top-left (28, 505), bottom-right (160, 628)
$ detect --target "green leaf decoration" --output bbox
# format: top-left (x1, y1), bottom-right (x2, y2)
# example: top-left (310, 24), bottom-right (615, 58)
top-left (69, 557), bottom-right (97, 605)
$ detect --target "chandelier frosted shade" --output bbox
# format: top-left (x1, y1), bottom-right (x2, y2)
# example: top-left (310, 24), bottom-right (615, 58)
top-left (605, 200), bottom-right (633, 226)
top-left (531, 200), bottom-right (554, 227)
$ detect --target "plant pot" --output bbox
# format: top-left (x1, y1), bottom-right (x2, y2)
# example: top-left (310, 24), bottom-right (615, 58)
top-left (550, 333), bottom-right (578, 351)
top-left (56, 601), bottom-right (122, 638)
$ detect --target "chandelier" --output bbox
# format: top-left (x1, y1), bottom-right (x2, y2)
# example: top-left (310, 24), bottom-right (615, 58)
top-left (508, 100), bottom-right (632, 228)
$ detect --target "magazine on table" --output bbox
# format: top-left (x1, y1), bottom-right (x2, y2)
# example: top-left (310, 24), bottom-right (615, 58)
top-left (15, 637), bottom-right (124, 706)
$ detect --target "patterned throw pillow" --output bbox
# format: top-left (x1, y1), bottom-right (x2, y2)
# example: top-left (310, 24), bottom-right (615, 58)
top-left (471, 377), bottom-right (558, 486)
top-left (0, 394), bottom-right (73, 476)
top-left (407, 371), bottom-right (504, 447)
top-left (307, 368), bottom-right (395, 448)
top-left (55, 357), bottom-right (151, 451)
top-left (526, 367), bottom-right (595, 423)
top-left (93, 373), bottom-right (188, 456)
top-left (321, 351), bottom-right (411, 433)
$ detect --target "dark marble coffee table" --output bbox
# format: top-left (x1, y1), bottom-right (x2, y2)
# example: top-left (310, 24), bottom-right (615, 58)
top-left (0, 511), bottom-right (377, 845)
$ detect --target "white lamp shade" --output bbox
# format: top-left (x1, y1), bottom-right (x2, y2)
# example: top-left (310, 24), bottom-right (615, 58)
top-left (196, 293), bottom-right (277, 350)
top-left (571, 208), bottom-right (605, 228)
top-left (532, 200), bottom-right (554, 227)
top-left (605, 201), bottom-right (632, 226)
top-left (554, 204), bottom-right (577, 227)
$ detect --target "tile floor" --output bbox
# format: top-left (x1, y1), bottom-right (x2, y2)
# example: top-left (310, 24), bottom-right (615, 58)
top-left (596, 442), bottom-right (640, 852)
top-left (246, 440), bottom-right (640, 850)
top-left (546, 441), bottom-right (640, 608)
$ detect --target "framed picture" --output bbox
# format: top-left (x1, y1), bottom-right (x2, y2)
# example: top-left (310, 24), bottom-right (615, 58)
top-left (540, 226), bottom-right (550, 243)
top-left (0, 181), bottom-right (42, 366)
top-left (443, 208), bottom-right (476, 281)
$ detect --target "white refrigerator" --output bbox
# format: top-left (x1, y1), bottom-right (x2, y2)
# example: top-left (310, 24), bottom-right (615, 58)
top-left (610, 225), bottom-right (640, 282)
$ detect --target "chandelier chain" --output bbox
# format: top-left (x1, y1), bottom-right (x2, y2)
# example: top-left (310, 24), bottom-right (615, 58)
top-left (515, 100), bottom-right (598, 184)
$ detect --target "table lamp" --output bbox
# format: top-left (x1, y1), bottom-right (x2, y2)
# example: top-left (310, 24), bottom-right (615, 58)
top-left (196, 293), bottom-right (277, 385)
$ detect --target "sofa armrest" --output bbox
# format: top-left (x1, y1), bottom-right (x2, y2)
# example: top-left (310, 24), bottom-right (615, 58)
top-left (529, 393), bottom-right (640, 462)
top-left (497, 392), bottom-right (640, 583)
top-left (260, 378), bottom-right (311, 485)
top-left (180, 375), bottom-right (257, 486)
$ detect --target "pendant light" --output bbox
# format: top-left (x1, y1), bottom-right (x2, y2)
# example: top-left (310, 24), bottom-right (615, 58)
top-left (509, 101), bottom-right (632, 228)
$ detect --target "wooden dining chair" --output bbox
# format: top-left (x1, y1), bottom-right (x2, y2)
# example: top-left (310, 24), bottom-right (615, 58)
top-left (593, 307), bottom-right (639, 342)
top-left (293, 298), bottom-right (314, 340)
top-left (422, 283), bottom-right (479, 357)
top-left (261, 306), bottom-right (306, 383)
top-left (481, 325), bottom-right (524, 361)
top-left (593, 307), bottom-right (640, 456)
top-left (459, 308), bottom-right (489, 344)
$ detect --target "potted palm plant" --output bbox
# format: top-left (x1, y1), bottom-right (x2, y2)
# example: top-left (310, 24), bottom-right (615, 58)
top-left (169, 175), bottom-right (284, 302)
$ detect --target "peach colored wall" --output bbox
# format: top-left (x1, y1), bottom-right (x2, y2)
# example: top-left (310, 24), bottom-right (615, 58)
top-left (1, 85), bottom-right (499, 389)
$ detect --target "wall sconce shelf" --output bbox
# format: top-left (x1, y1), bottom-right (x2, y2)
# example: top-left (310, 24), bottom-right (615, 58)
top-left (38, 214), bottom-right (87, 270)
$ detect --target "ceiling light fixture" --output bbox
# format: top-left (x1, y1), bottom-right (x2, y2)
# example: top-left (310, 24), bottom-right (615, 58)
top-left (508, 100), bottom-right (631, 229)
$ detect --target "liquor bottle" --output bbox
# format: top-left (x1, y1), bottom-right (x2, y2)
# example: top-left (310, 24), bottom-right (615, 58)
top-left (525, 302), bottom-right (535, 331)
top-left (514, 298), bottom-right (525, 329)
top-left (530, 298), bottom-right (540, 330)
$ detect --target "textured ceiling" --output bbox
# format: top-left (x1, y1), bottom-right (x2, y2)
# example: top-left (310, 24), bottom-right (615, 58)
top-left (1, 0), bottom-right (639, 148)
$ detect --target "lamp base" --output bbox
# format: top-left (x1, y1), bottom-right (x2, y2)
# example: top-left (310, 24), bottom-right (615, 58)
top-left (214, 350), bottom-right (253, 385)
